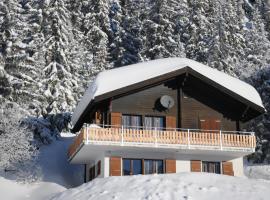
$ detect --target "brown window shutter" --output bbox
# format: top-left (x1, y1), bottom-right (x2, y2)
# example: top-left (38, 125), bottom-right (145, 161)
top-left (166, 116), bottom-right (176, 129)
top-left (110, 112), bottom-right (122, 127)
top-left (110, 157), bottom-right (121, 176)
top-left (191, 160), bottom-right (201, 172)
top-left (165, 159), bottom-right (176, 173)
top-left (222, 162), bottom-right (234, 176)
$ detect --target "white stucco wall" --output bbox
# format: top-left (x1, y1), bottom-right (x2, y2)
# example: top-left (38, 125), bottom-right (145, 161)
top-left (176, 160), bottom-right (191, 173)
top-left (229, 157), bottom-right (244, 177)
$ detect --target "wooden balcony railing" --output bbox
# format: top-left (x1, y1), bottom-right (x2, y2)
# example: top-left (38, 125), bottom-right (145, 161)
top-left (68, 125), bottom-right (256, 159)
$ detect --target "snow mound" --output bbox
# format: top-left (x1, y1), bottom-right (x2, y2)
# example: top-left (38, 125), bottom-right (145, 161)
top-left (245, 163), bottom-right (270, 180)
top-left (0, 133), bottom-right (84, 200)
top-left (51, 173), bottom-right (270, 200)
top-left (0, 177), bottom-right (65, 200)
top-left (72, 57), bottom-right (265, 126)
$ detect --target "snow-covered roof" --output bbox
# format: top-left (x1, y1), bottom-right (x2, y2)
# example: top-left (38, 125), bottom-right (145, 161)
top-left (72, 58), bottom-right (265, 127)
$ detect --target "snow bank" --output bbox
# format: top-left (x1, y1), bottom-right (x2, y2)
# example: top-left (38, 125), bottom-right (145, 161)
top-left (72, 57), bottom-right (265, 126)
top-left (0, 176), bottom-right (65, 200)
top-left (0, 133), bottom-right (84, 200)
top-left (36, 132), bottom-right (84, 188)
top-left (245, 163), bottom-right (270, 180)
top-left (51, 173), bottom-right (270, 200)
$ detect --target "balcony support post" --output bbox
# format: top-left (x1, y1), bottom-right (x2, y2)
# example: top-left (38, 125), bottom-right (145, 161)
top-left (220, 130), bottom-right (223, 150)
top-left (188, 129), bottom-right (190, 149)
top-left (121, 125), bottom-right (124, 146)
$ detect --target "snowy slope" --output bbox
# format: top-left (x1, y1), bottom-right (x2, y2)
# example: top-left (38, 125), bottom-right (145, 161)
top-left (51, 173), bottom-right (270, 200)
top-left (0, 133), bottom-right (84, 200)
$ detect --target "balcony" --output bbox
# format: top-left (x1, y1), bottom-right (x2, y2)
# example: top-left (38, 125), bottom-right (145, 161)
top-left (68, 125), bottom-right (256, 163)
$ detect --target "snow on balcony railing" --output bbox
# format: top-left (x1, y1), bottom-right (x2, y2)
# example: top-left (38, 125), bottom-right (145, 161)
top-left (68, 124), bottom-right (256, 159)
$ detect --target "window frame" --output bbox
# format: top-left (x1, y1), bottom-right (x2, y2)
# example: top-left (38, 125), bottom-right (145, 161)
top-left (202, 161), bottom-right (221, 174)
top-left (122, 114), bottom-right (143, 129)
top-left (144, 115), bottom-right (166, 130)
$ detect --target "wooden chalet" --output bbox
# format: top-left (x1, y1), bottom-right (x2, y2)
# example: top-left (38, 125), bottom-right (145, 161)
top-left (68, 58), bottom-right (265, 182)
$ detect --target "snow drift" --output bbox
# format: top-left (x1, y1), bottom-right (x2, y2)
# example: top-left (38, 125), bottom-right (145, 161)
top-left (51, 173), bottom-right (270, 200)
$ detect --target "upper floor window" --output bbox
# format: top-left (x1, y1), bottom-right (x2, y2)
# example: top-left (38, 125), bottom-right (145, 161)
top-left (122, 114), bottom-right (142, 129)
top-left (144, 116), bottom-right (165, 130)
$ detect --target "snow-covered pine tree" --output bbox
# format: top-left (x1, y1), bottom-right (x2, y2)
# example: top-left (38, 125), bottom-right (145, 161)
top-left (0, 102), bottom-right (38, 181)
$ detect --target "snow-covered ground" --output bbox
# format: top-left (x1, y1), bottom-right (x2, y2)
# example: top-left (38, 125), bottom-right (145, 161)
top-left (1, 132), bottom-right (270, 200)
top-left (0, 133), bottom-right (83, 200)
top-left (51, 173), bottom-right (270, 200)
top-left (245, 162), bottom-right (270, 180)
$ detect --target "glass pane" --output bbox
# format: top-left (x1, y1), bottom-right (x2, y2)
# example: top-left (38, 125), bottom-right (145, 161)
top-left (156, 160), bottom-right (164, 174)
top-left (123, 159), bottom-right (131, 176)
top-left (144, 117), bottom-right (153, 130)
top-left (144, 160), bottom-right (154, 174)
top-left (132, 159), bottom-right (142, 175)
top-left (215, 162), bottom-right (221, 174)
top-left (131, 115), bottom-right (142, 129)
top-left (122, 115), bottom-right (130, 129)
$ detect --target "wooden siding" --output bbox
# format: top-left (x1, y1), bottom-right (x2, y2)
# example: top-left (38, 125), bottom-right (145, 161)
top-left (111, 84), bottom-right (177, 119)
top-left (181, 92), bottom-right (237, 130)
top-left (165, 160), bottom-right (176, 173)
top-left (191, 160), bottom-right (201, 172)
top-left (222, 162), bottom-right (234, 176)
top-left (110, 81), bottom-right (238, 131)
top-left (110, 157), bottom-right (121, 176)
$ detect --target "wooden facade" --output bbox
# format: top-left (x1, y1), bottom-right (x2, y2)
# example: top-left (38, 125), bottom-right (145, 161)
top-left (107, 81), bottom-right (239, 131)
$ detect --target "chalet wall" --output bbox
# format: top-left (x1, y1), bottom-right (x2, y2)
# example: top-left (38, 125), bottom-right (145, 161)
top-left (181, 92), bottom-right (237, 130)
top-left (111, 84), bottom-right (177, 118)
top-left (110, 83), bottom-right (237, 131)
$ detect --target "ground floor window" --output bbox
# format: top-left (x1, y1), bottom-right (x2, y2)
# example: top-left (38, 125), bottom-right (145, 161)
top-left (123, 159), bottom-right (142, 175)
top-left (144, 160), bottom-right (164, 174)
top-left (202, 161), bottom-right (221, 174)
top-left (123, 159), bottom-right (164, 175)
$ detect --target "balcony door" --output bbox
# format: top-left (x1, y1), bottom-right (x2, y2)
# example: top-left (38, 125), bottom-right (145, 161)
top-left (200, 119), bottom-right (221, 131)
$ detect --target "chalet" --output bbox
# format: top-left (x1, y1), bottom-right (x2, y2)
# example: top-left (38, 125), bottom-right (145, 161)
top-left (68, 58), bottom-right (265, 182)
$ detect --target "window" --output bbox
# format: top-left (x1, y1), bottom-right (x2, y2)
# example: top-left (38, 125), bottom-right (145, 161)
top-left (123, 159), bottom-right (142, 175)
top-left (122, 115), bottom-right (142, 129)
top-left (144, 160), bottom-right (164, 174)
top-left (202, 161), bottom-right (221, 174)
top-left (144, 116), bottom-right (165, 130)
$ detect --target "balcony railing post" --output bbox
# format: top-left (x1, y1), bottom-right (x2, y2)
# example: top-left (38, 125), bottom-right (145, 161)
top-left (220, 130), bottom-right (223, 150)
top-left (155, 127), bottom-right (157, 147)
top-left (188, 129), bottom-right (190, 149)
top-left (121, 125), bottom-right (124, 145)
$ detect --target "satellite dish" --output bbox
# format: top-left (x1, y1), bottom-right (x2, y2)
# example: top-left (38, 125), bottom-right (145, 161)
top-left (160, 95), bottom-right (175, 109)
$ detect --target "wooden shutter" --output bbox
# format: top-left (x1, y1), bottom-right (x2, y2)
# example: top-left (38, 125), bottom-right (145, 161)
top-left (110, 157), bottom-right (121, 176)
top-left (191, 160), bottom-right (201, 172)
top-left (222, 162), bottom-right (234, 176)
top-left (111, 112), bottom-right (122, 128)
top-left (165, 159), bottom-right (176, 173)
top-left (200, 119), bottom-right (221, 131)
top-left (166, 116), bottom-right (176, 129)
